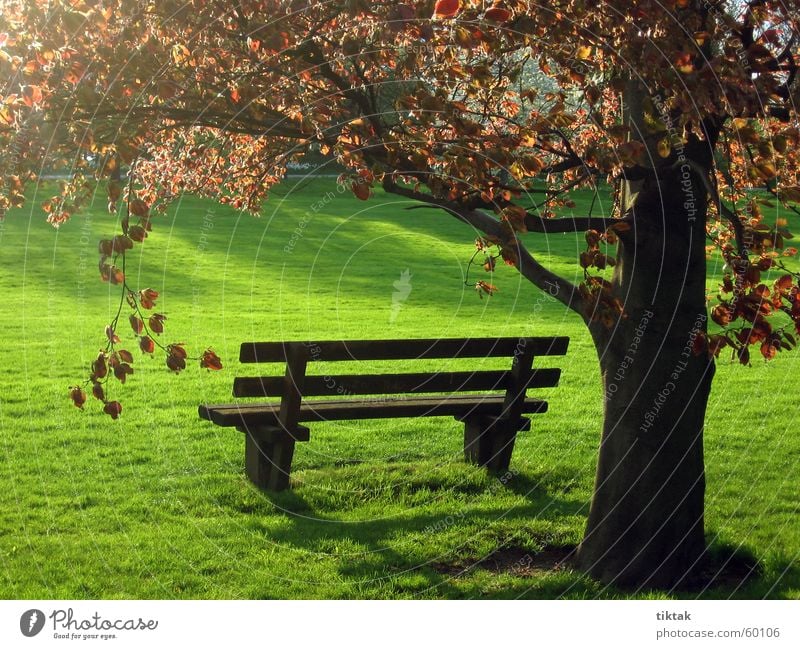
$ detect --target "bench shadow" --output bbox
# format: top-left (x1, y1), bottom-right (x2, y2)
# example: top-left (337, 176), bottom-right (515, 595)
top-left (232, 469), bottom-right (592, 598)
top-left (228, 470), bottom-right (800, 599)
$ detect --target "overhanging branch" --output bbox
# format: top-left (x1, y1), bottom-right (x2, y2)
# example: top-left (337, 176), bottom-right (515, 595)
top-left (524, 213), bottom-right (619, 233)
top-left (382, 179), bottom-right (585, 314)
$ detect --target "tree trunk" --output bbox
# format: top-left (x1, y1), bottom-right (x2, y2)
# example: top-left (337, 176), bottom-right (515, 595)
top-left (576, 161), bottom-right (716, 589)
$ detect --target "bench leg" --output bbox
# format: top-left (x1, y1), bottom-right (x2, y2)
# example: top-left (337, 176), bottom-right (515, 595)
top-left (243, 427), bottom-right (296, 492)
top-left (462, 416), bottom-right (529, 472)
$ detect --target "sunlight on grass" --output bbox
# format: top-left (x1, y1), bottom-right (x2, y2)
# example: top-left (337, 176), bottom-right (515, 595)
top-left (0, 178), bottom-right (797, 598)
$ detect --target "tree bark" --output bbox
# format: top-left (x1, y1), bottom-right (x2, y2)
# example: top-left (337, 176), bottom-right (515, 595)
top-left (576, 161), bottom-right (716, 589)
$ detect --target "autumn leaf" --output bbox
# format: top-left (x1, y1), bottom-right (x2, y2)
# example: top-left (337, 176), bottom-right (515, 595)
top-left (168, 344), bottom-right (188, 359)
top-left (139, 336), bottom-right (155, 354)
top-left (129, 198), bottom-right (149, 217)
top-left (585, 230), bottom-right (601, 248)
top-left (774, 274), bottom-right (794, 293)
top-left (351, 181), bottom-right (370, 200)
top-left (130, 315), bottom-right (144, 335)
top-left (475, 280), bottom-right (498, 298)
top-left (674, 53), bottom-right (694, 74)
top-left (166, 354), bottom-right (186, 373)
top-left (711, 305), bottom-right (732, 326)
top-left (484, 6), bottom-right (511, 22)
top-left (92, 382), bottom-right (105, 401)
top-left (149, 313), bottom-right (166, 334)
top-left (92, 353), bottom-right (108, 380)
top-left (70, 386), bottom-right (87, 409)
top-left (139, 288), bottom-right (159, 310)
top-left (128, 225), bottom-right (147, 242)
top-left (103, 400), bottom-right (122, 419)
top-left (171, 43), bottom-right (192, 65)
top-left (113, 363), bottom-right (133, 383)
top-left (433, 0), bottom-right (460, 18)
top-left (105, 325), bottom-right (120, 344)
top-left (760, 341), bottom-right (778, 360)
top-left (107, 266), bottom-right (124, 285)
top-left (580, 250), bottom-right (596, 269)
top-left (21, 85), bottom-right (43, 107)
top-left (200, 349), bottom-right (223, 371)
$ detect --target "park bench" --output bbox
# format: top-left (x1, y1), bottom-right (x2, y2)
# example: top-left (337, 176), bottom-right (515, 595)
top-left (199, 337), bottom-right (569, 491)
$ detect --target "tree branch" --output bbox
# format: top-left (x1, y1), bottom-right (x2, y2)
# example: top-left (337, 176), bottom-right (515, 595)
top-left (523, 213), bottom-right (620, 233)
top-left (382, 179), bottom-right (585, 314)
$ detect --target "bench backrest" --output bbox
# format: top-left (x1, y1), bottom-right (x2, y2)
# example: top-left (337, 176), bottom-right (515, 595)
top-left (234, 338), bottom-right (569, 430)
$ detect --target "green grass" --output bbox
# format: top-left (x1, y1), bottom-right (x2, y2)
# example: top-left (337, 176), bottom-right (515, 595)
top-left (0, 177), bottom-right (798, 599)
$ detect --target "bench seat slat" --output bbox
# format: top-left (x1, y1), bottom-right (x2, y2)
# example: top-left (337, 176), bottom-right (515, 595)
top-left (199, 395), bottom-right (548, 428)
top-left (232, 368), bottom-right (561, 398)
top-left (239, 337), bottom-right (569, 363)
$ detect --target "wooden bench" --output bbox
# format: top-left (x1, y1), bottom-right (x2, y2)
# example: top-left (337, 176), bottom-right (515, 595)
top-left (199, 337), bottom-right (569, 491)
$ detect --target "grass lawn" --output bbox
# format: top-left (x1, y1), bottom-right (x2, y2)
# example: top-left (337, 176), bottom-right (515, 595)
top-left (0, 177), bottom-right (798, 599)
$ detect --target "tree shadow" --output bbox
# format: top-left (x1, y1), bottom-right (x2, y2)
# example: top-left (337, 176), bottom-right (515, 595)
top-left (223, 469), bottom-right (800, 599)
top-left (228, 469), bottom-right (595, 598)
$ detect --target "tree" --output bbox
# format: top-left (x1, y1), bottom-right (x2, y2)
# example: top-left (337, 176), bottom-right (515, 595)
top-left (2, 0), bottom-right (800, 589)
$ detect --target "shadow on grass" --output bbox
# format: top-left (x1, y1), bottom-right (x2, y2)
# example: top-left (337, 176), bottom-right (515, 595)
top-left (220, 466), bottom-right (800, 599)
top-left (226, 465), bottom-right (590, 598)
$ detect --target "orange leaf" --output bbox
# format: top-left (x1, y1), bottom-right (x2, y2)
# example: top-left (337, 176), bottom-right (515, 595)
top-left (200, 349), bottom-right (223, 371)
top-left (475, 280), bottom-right (498, 298)
top-left (433, 0), bottom-right (460, 18)
top-left (22, 85), bottom-right (43, 107)
top-left (585, 229), bottom-right (601, 248)
top-left (351, 181), bottom-right (370, 200)
top-left (149, 313), bottom-right (165, 334)
top-left (92, 382), bottom-right (105, 401)
top-left (103, 400), bottom-right (122, 419)
top-left (711, 305), bottom-right (731, 326)
top-left (113, 363), bottom-right (133, 383)
top-left (129, 198), bottom-right (149, 217)
top-left (674, 53), bottom-right (694, 74)
top-left (485, 6), bottom-right (511, 22)
top-left (775, 274), bottom-right (794, 293)
top-left (760, 341), bottom-right (778, 360)
top-left (130, 315), bottom-right (144, 335)
top-left (166, 354), bottom-right (186, 373)
top-left (169, 344), bottom-right (187, 360)
top-left (139, 288), bottom-right (159, 310)
top-left (70, 386), bottom-right (87, 409)
top-left (128, 225), bottom-right (147, 242)
top-left (139, 336), bottom-right (155, 354)
top-left (92, 353), bottom-right (108, 379)
top-left (105, 325), bottom-right (120, 344)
